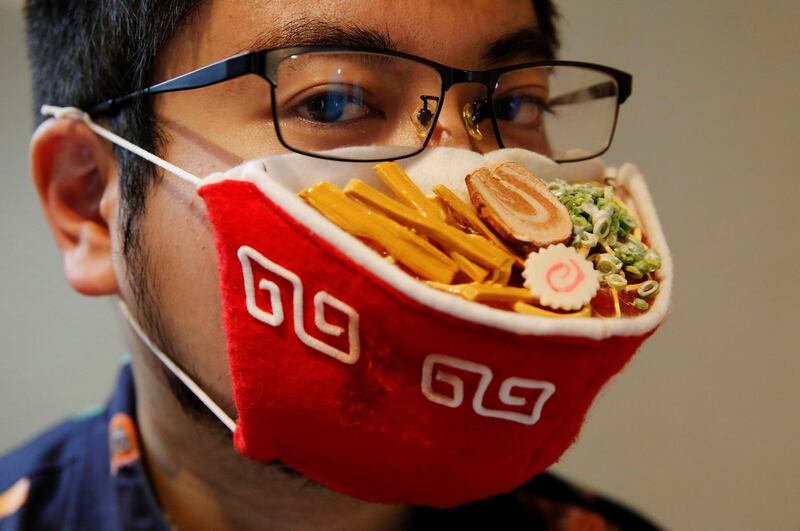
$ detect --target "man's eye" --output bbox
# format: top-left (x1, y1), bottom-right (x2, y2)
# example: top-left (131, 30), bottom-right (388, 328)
top-left (494, 94), bottom-right (552, 126)
top-left (295, 89), bottom-right (373, 124)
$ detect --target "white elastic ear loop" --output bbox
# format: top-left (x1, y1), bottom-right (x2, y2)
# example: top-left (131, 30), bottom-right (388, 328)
top-left (40, 105), bottom-right (203, 188)
top-left (43, 105), bottom-right (231, 429)
top-left (118, 301), bottom-right (237, 433)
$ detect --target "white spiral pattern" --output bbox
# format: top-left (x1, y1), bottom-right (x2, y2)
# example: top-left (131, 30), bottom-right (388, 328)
top-left (421, 354), bottom-right (556, 425)
top-left (523, 244), bottom-right (599, 311)
top-left (239, 245), bottom-right (360, 364)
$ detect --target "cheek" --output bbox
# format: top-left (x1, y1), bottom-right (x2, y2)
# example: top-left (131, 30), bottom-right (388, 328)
top-left (141, 179), bottom-right (234, 404)
top-left (155, 75), bottom-right (291, 176)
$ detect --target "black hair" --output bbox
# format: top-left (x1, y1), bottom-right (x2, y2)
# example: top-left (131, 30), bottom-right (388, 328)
top-left (24, 1), bottom-right (202, 270)
top-left (533, 0), bottom-right (561, 57)
top-left (24, 1), bottom-right (208, 432)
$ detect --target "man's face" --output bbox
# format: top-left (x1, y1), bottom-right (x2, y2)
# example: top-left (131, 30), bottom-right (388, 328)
top-left (125, 0), bottom-right (543, 415)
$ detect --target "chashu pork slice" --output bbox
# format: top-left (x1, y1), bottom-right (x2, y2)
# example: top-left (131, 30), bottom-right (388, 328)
top-left (466, 162), bottom-right (572, 250)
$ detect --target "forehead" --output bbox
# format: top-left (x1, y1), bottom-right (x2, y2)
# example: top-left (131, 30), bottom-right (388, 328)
top-left (162, 0), bottom-right (539, 76)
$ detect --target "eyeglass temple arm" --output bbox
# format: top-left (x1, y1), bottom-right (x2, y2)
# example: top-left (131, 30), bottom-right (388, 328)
top-left (547, 79), bottom-right (631, 108)
top-left (89, 52), bottom-right (259, 116)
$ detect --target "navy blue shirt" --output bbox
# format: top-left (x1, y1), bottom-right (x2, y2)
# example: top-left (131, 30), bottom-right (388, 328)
top-left (0, 362), bottom-right (661, 530)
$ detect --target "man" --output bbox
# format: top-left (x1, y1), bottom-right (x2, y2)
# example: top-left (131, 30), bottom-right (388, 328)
top-left (1, 0), bottom-right (661, 529)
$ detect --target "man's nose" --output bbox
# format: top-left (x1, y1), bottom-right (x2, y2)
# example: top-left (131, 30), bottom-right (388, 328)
top-left (427, 86), bottom-right (499, 153)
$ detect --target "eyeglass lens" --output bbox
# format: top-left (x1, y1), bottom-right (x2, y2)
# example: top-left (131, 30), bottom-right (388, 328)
top-left (273, 51), bottom-right (620, 162)
top-left (274, 51), bottom-right (444, 161)
top-left (494, 66), bottom-right (620, 161)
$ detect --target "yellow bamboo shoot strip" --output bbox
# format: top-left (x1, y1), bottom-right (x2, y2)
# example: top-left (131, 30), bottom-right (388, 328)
top-left (302, 182), bottom-right (458, 284)
top-left (432, 185), bottom-right (526, 268)
top-left (344, 179), bottom-right (513, 271)
top-left (449, 252), bottom-right (489, 282)
top-left (426, 282), bottom-right (534, 304)
top-left (428, 195), bottom-right (449, 223)
top-left (374, 161), bottom-right (444, 221)
top-left (486, 258), bottom-right (512, 286)
top-left (513, 302), bottom-right (592, 318)
top-left (611, 288), bottom-right (622, 319)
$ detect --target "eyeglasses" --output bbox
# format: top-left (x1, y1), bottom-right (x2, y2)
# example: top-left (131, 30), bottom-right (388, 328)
top-left (91, 46), bottom-right (632, 163)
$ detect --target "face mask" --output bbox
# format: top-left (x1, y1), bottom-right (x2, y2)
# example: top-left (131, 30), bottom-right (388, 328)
top-left (42, 105), bottom-right (671, 507)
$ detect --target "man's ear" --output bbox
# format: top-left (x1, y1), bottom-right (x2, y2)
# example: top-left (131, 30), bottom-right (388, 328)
top-left (30, 117), bottom-right (120, 296)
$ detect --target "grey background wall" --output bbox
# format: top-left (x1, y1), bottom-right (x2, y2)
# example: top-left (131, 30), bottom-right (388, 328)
top-left (0, 0), bottom-right (126, 455)
top-left (1, 1), bottom-right (798, 530)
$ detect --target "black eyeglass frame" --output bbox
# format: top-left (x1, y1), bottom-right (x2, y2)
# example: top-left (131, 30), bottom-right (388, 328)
top-left (90, 46), bottom-right (633, 163)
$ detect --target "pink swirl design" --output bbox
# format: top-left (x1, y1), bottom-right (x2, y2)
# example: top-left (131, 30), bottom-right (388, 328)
top-left (546, 259), bottom-right (585, 293)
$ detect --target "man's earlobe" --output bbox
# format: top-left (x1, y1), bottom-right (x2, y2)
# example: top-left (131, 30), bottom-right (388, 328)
top-left (30, 117), bottom-right (120, 296)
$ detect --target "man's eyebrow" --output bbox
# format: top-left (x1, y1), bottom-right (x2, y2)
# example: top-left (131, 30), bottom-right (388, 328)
top-left (244, 18), bottom-right (397, 52)
top-left (482, 28), bottom-right (555, 67)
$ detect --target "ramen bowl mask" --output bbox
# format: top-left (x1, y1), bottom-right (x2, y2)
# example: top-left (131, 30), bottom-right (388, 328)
top-left (200, 148), bottom-right (672, 507)
top-left (43, 105), bottom-right (672, 508)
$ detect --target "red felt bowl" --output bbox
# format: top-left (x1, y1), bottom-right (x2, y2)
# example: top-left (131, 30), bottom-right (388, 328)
top-left (198, 152), bottom-right (672, 507)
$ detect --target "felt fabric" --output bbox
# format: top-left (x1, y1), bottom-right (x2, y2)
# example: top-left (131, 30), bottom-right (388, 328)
top-left (197, 177), bottom-right (660, 507)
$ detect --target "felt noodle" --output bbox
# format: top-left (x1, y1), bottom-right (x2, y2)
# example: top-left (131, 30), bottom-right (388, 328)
top-left (611, 288), bottom-right (622, 319)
